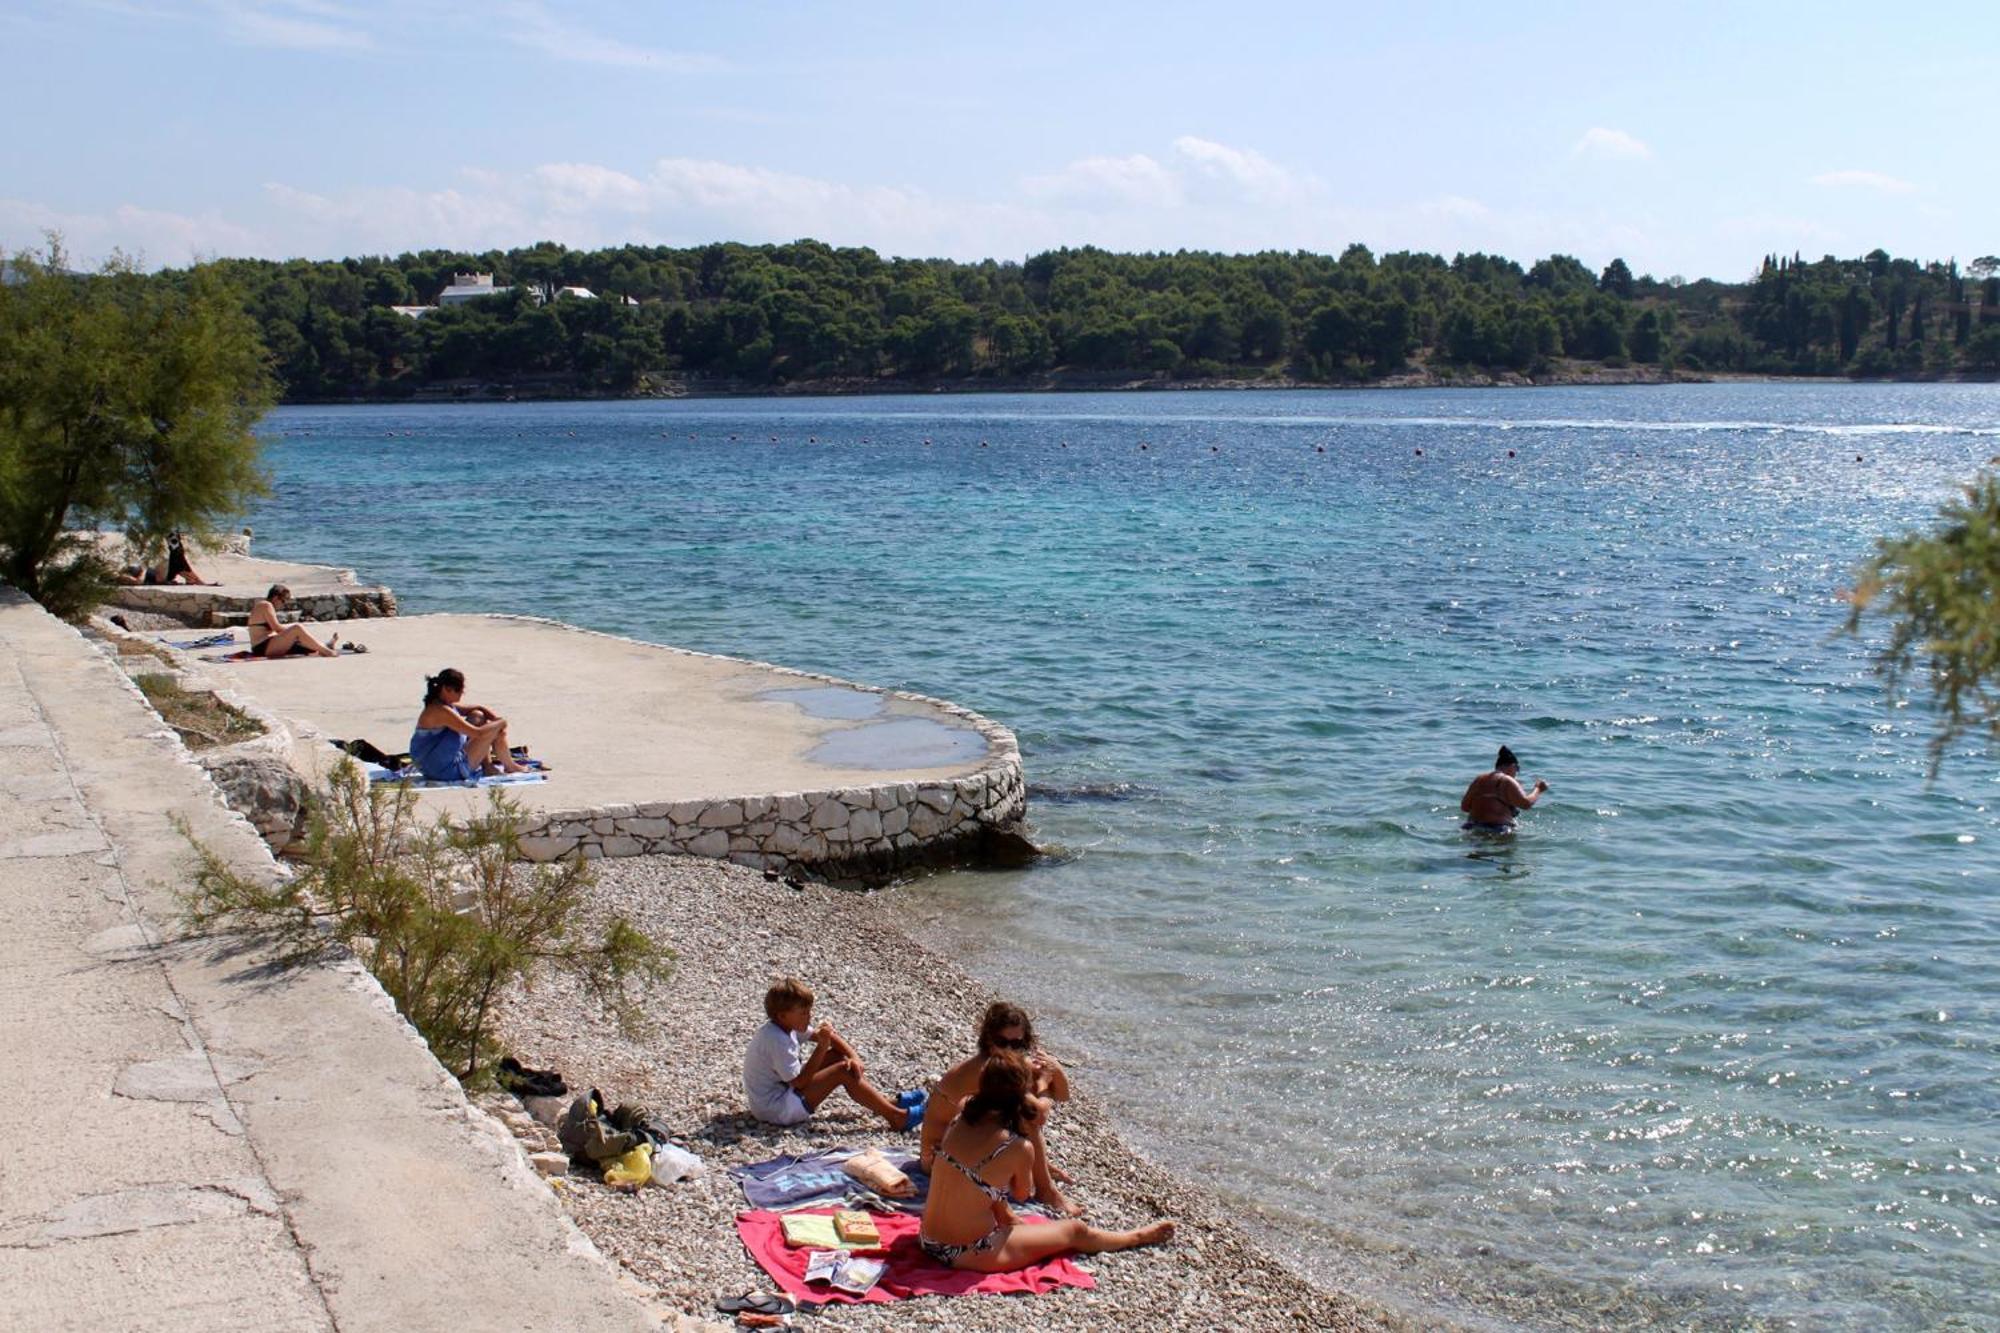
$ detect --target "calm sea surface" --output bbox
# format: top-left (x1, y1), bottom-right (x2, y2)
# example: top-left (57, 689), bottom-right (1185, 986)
top-left (251, 386), bottom-right (2000, 1330)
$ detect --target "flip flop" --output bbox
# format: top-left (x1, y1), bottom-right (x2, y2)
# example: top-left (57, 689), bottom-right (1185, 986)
top-left (714, 1293), bottom-right (792, 1316)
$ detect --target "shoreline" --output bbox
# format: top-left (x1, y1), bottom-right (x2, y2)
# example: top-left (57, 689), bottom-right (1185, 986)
top-left (490, 853), bottom-right (1399, 1332)
top-left (269, 366), bottom-right (1994, 409)
top-left (140, 535), bottom-right (1400, 1326)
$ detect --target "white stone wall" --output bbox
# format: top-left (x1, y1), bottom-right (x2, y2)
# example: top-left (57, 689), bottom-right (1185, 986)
top-left (513, 744), bottom-right (1025, 880)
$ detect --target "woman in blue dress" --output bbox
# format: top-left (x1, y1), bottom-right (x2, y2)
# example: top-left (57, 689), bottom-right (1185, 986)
top-left (410, 668), bottom-right (530, 781)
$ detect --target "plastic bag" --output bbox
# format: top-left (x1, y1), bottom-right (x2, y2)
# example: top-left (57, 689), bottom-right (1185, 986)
top-left (602, 1143), bottom-right (652, 1190)
top-left (648, 1143), bottom-right (705, 1184)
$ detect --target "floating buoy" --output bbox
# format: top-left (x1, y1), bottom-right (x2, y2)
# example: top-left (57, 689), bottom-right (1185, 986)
top-left (1855, 454), bottom-right (1863, 462)
top-left (1507, 449), bottom-right (1515, 458)
top-left (1139, 443), bottom-right (1149, 451)
top-left (1414, 448), bottom-right (1422, 456)
top-left (1211, 446), bottom-right (1219, 453)
top-left (1316, 445), bottom-right (1325, 453)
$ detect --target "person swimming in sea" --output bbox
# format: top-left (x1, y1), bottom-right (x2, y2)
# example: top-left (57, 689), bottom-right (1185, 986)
top-left (1460, 745), bottom-right (1547, 834)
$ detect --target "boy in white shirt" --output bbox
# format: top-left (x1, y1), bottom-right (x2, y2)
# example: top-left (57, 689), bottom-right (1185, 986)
top-left (744, 977), bottom-right (919, 1130)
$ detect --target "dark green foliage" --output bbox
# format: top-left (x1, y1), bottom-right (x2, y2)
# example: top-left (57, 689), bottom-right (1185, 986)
top-left (180, 761), bottom-right (671, 1080)
top-left (1849, 472), bottom-right (2000, 774)
top-left (0, 243), bottom-right (275, 615)
top-left (127, 238), bottom-right (1998, 403)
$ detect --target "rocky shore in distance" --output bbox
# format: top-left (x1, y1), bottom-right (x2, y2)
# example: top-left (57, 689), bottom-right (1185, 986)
top-left (492, 854), bottom-right (1402, 1333)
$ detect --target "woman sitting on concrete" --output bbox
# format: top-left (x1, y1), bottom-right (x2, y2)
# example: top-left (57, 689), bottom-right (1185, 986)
top-left (247, 585), bottom-right (337, 658)
top-left (917, 1051), bottom-right (1173, 1273)
top-left (411, 668), bottom-right (529, 781)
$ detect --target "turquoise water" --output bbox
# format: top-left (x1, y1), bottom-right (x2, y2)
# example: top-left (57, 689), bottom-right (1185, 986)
top-left (252, 387), bottom-right (2000, 1330)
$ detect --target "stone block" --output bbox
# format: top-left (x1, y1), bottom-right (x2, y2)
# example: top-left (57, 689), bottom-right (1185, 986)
top-left (624, 818), bottom-right (672, 838)
top-left (798, 833), bottom-right (828, 860)
top-left (517, 834), bottom-right (580, 863)
top-left (686, 829), bottom-right (729, 858)
top-left (600, 803), bottom-right (636, 819)
top-left (729, 835), bottom-right (759, 852)
top-left (590, 817), bottom-right (615, 836)
top-left (697, 801), bottom-right (744, 828)
top-left (767, 825), bottom-right (803, 855)
top-left (909, 807), bottom-right (949, 839)
top-left (882, 806), bottom-right (910, 837)
top-left (529, 1152), bottom-right (569, 1177)
top-left (848, 809), bottom-right (883, 840)
top-left (600, 835), bottom-right (643, 857)
top-left (741, 795), bottom-right (772, 821)
top-left (916, 787), bottom-right (954, 813)
top-left (776, 794), bottom-right (809, 821)
top-left (580, 843), bottom-right (604, 860)
top-left (809, 799), bottom-right (846, 830)
top-left (668, 800), bottom-right (708, 824)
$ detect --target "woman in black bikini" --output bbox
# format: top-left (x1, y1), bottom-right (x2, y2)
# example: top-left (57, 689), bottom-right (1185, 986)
top-left (246, 585), bottom-right (338, 658)
top-left (916, 1051), bottom-right (1173, 1271)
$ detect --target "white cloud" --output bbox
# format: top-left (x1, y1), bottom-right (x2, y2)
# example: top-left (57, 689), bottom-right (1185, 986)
top-left (1572, 127), bottom-right (1652, 161)
top-left (496, 1), bottom-right (725, 71)
top-left (1025, 153), bottom-right (1182, 209)
top-left (1810, 169), bottom-right (1915, 194)
top-left (1170, 136), bottom-right (1309, 203)
top-left (208, 1), bottom-right (372, 50)
top-left (1423, 194), bottom-right (1491, 222)
top-left (0, 195), bottom-right (261, 267)
top-left (0, 138), bottom-right (1718, 277)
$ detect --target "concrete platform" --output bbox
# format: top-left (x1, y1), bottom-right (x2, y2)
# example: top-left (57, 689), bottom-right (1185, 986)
top-left (0, 589), bottom-right (668, 1332)
top-left (147, 613), bottom-right (1027, 880)
top-left (100, 537), bottom-right (395, 628)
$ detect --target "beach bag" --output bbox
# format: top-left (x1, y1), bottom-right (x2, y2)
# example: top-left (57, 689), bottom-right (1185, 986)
top-left (840, 1148), bottom-right (914, 1198)
top-left (557, 1090), bottom-right (644, 1165)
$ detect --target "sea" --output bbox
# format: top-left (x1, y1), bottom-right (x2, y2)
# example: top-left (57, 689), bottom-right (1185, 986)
top-left (249, 385), bottom-right (2000, 1331)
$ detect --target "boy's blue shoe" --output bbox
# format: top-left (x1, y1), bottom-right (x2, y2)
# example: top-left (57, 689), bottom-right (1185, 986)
top-left (895, 1087), bottom-right (926, 1109)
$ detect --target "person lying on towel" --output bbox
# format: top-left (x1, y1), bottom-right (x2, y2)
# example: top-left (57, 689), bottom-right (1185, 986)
top-left (411, 667), bottom-right (532, 781)
top-left (921, 1001), bottom-right (1081, 1217)
top-left (918, 1052), bottom-right (1173, 1272)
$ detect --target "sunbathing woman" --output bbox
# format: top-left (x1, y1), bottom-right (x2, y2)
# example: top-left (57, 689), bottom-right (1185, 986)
top-left (917, 1052), bottom-right (1173, 1273)
top-left (411, 668), bottom-right (529, 781)
top-left (247, 585), bottom-right (337, 658)
top-left (921, 1002), bottom-right (1080, 1216)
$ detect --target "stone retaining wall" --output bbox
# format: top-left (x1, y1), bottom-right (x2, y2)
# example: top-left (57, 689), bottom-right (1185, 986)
top-left (514, 755), bottom-right (1026, 884)
top-left (110, 582), bottom-right (398, 629)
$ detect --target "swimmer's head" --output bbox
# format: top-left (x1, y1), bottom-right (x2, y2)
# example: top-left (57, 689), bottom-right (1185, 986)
top-left (1496, 745), bottom-right (1519, 772)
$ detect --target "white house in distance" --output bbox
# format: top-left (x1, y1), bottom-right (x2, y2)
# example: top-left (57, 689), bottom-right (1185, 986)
top-left (438, 272), bottom-right (520, 306)
top-left (389, 274), bottom-right (629, 318)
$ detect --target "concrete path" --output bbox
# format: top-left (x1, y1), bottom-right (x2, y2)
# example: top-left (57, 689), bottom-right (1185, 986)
top-left (0, 591), bottom-right (663, 1331)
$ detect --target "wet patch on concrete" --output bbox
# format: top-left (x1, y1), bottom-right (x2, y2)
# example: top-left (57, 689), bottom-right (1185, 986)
top-left (806, 717), bottom-right (990, 771)
top-left (756, 686), bottom-right (887, 721)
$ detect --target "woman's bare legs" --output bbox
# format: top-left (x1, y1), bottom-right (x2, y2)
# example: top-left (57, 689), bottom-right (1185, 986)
top-left (261, 625), bottom-right (336, 658)
top-left (466, 724), bottom-right (529, 774)
top-left (1025, 1121), bottom-right (1084, 1217)
top-left (963, 1217), bottom-right (1175, 1272)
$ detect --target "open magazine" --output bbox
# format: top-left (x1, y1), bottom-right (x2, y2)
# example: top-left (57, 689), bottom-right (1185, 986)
top-left (803, 1249), bottom-right (887, 1296)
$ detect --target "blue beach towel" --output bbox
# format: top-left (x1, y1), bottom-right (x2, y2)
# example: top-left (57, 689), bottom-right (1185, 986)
top-left (360, 762), bottom-right (548, 789)
top-left (167, 633), bottom-right (236, 650)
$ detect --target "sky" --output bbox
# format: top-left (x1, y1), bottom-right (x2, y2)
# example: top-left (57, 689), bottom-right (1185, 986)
top-left (2, 0), bottom-right (1991, 280)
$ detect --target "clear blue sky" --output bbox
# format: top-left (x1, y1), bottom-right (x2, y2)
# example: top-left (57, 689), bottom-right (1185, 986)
top-left (3, 1), bottom-right (1990, 279)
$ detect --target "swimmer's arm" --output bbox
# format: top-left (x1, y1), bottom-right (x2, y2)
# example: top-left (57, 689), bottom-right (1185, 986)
top-left (1503, 775), bottom-right (1547, 810)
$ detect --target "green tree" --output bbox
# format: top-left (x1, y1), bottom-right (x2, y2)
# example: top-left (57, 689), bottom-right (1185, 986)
top-left (0, 244), bottom-right (275, 615)
top-left (1848, 472), bottom-right (2000, 773)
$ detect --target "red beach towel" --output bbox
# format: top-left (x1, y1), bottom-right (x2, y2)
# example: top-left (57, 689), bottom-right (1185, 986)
top-left (735, 1209), bottom-right (1095, 1304)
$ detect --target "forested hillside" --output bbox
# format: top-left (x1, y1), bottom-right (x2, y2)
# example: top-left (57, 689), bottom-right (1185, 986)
top-left (180, 241), bottom-right (2000, 399)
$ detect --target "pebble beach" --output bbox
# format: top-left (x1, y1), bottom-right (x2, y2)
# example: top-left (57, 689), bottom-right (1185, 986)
top-left (492, 853), bottom-right (1395, 1332)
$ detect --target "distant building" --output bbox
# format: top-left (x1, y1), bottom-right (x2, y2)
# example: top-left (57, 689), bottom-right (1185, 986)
top-left (437, 272), bottom-right (520, 306)
top-left (390, 304), bottom-right (437, 319)
top-left (554, 285), bottom-right (597, 300)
